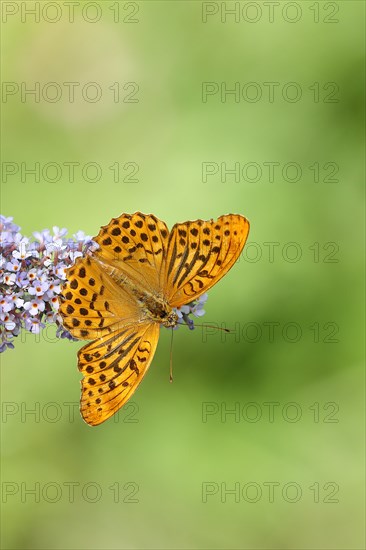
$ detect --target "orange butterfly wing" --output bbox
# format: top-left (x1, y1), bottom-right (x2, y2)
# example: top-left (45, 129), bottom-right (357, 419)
top-left (78, 323), bottom-right (159, 426)
top-left (60, 254), bottom-right (143, 340)
top-left (164, 214), bottom-right (250, 307)
top-left (93, 212), bottom-right (170, 293)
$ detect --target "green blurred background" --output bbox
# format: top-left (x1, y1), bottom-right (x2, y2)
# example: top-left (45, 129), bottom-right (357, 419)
top-left (1, 1), bottom-right (364, 549)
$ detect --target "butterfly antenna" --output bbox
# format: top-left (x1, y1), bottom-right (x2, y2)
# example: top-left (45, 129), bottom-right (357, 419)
top-left (169, 328), bottom-right (174, 383)
top-left (182, 323), bottom-right (231, 333)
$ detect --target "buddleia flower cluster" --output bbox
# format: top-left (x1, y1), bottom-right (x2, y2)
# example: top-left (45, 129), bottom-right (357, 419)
top-left (173, 293), bottom-right (208, 330)
top-left (0, 215), bottom-right (96, 352)
top-left (0, 215), bottom-right (208, 352)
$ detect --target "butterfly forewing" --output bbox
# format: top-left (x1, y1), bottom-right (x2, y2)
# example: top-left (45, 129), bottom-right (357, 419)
top-left (164, 214), bottom-right (249, 308)
top-left (93, 212), bottom-right (170, 294)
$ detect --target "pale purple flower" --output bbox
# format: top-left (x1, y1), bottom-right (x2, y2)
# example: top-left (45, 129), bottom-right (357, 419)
top-left (2, 314), bottom-right (16, 331)
top-left (49, 295), bottom-right (60, 310)
top-left (52, 227), bottom-right (68, 240)
top-left (73, 230), bottom-right (93, 244)
top-left (3, 273), bottom-right (16, 286)
top-left (0, 296), bottom-right (13, 313)
top-left (28, 280), bottom-right (49, 297)
top-left (16, 271), bottom-right (29, 288)
top-left (172, 293), bottom-right (209, 331)
top-left (24, 317), bottom-right (45, 334)
top-left (6, 259), bottom-right (21, 273)
top-left (24, 298), bottom-right (46, 316)
top-left (33, 229), bottom-right (52, 244)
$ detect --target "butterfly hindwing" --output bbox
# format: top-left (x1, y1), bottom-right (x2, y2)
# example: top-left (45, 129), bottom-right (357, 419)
top-left (164, 214), bottom-right (250, 308)
top-left (78, 323), bottom-right (160, 426)
top-left (59, 254), bottom-right (143, 340)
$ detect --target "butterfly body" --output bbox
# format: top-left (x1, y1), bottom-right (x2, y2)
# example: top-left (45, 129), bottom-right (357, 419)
top-left (60, 212), bottom-right (250, 425)
top-left (141, 298), bottom-right (178, 327)
top-left (92, 255), bottom-right (177, 327)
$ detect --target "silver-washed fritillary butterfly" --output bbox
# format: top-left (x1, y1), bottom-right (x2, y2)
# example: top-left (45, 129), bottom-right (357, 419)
top-left (59, 212), bottom-right (250, 425)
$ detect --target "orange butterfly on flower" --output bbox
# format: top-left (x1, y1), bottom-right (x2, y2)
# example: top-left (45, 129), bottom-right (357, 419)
top-left (59, 212), bottom-right (250, 426)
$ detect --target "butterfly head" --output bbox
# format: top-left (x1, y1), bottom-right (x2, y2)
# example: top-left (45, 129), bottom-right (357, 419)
top-left (161, 310), bottom-right (179, 328)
